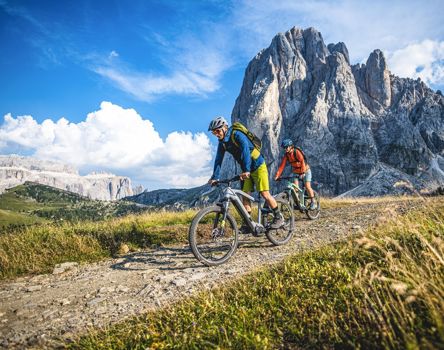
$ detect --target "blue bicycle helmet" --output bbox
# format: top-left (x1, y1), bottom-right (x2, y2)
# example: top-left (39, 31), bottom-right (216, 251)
top-left (281, 139), bottom-right (293, 148)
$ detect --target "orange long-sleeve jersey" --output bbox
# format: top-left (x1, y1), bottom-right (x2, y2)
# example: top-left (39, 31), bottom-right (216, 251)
top-left (275, 148), bottom-right (309, 178)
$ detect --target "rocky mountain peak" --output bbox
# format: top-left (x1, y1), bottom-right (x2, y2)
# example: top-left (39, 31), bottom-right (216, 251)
top-left (268, 27), bottom-right (330, 72)
top-left (302, 27), bottom-right (330, 70)
top-left (327, 42), bottom-right (350, 64)
top-left (229, 26), bottom-right (444, 196)
top-left (364, 49), bottom-right (391, 107)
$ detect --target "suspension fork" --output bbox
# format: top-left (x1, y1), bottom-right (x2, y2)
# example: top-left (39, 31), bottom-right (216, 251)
top-left (288, 188), bottom-right (296, 205)
top-left (215, 199), bottom-right (230, 230)
top-left (289, 187), bottom-right (301, 209)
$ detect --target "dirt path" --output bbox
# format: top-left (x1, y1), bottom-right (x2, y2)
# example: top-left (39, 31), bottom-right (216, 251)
top-left (0, 200), bottom-right (409, 349)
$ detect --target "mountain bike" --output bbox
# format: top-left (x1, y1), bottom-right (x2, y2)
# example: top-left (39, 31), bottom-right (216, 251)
top-left (276, 176), bottom-right (321, 220)
top-left (189, 175), bottom-right (294, 266)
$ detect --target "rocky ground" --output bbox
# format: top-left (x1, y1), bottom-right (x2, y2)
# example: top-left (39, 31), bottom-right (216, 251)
top-left (0, 199), bottom-right (415, 349)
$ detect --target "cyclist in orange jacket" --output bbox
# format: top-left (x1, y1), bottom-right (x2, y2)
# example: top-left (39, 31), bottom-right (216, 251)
top-left (274, 139), bottom-right (317, 210)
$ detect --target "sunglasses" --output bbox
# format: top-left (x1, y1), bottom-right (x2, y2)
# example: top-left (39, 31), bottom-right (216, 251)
top-left (212, 128), bottom-right (224, 135)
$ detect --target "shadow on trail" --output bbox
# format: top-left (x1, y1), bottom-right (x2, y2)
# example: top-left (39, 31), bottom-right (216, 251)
top-left (110, 235), bottom-right (273, 272)
top-left (237, 235), bottom-right (273, 249)
top-left (110, 245), bottom-right (203, 272)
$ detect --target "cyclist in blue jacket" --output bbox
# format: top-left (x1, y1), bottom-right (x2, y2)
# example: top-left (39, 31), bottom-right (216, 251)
top-left (207, 116), bottom-right (284, 230)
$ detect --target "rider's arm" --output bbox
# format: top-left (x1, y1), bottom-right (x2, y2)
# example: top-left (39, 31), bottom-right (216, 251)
top-left (275, 155), bottom-right (287, 179)
top-left (210, 142), bottom-right (226, 180)
top-left (234, 131), bottom-right (252, 173)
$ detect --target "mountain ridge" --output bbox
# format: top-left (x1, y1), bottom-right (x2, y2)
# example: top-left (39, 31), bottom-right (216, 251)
top-left (0, 155), bottom-right (135, 200)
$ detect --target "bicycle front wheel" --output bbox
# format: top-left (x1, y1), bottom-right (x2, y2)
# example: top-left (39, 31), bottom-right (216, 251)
top-left (305, 190), bottom-right (321, 220)
top-left (263, 198), bottom-right (294, 245)
top-left (189, 206), bottom-right (238, 266)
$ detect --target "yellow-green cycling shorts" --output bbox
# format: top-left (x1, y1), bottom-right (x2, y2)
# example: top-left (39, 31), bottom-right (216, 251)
top-left (242, 162), bottom-right (269, 193)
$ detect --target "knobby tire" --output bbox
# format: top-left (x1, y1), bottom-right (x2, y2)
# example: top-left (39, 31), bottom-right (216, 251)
top-left (305, 190), bottom-right (321, 220)
top-left (189, 206), bottom-right (238, 266)
top-left (264, 198), bottom-right (294, 245)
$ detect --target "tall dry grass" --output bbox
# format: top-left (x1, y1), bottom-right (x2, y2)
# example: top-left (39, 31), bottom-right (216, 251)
top-left (0, 210), bottom-right (197, 279)
top-left (347, 201), bottom-right (444, 348)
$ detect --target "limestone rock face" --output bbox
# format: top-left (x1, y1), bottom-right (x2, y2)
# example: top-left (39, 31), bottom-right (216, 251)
top-left (227, 26), bottom-right (444, 196)
top-left (0, 155), bottom-right (133, 200)
top-left (364, 49), bottom-right (391, 107)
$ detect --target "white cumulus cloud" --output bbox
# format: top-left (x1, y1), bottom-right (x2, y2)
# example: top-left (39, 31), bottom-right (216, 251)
top-left (387, 40), bottom-right (444, 87)
top-left (0, 102), bottom-right (213, 189)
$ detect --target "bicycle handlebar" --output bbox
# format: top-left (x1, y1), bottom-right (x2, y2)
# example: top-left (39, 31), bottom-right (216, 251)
top-left (275, 175), bottom-right (301, 181)
top-left (200, 187), bottom-right (217, 197)
top-left (211, 175), bottom-right (241, 186)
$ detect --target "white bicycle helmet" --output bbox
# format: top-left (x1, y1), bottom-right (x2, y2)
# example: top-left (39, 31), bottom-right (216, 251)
top-left (208, 116), bottom-right (228, 131)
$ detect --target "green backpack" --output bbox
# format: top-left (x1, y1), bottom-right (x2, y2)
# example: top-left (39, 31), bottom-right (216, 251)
top-left (230, 122), bottom-right (262, 151)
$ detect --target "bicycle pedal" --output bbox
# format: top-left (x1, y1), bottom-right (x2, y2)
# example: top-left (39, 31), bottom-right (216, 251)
top-left (252, 225), bottom-right (266, 236)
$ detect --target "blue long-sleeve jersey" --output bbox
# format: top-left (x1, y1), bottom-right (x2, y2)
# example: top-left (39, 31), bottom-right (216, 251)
top-left (211, 127), bottom-right (265, 180)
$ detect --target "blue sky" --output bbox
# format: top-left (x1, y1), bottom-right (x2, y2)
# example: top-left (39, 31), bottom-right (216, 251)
top-left (1, 0), bottom-right (443, 190)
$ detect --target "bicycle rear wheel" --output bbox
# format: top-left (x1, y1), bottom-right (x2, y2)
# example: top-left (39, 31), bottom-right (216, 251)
top-left (263, 198), bottom-right (294, 245)
top-left (305, 190), bottom-right (321, 220)
top-left (189, 206), bottom-right (238, 266)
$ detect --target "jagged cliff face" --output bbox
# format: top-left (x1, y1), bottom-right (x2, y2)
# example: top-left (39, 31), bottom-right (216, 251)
top-left (230, 27), bottom-right (444, 196)
top-left (0, 155), bottom-right (133, 200)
